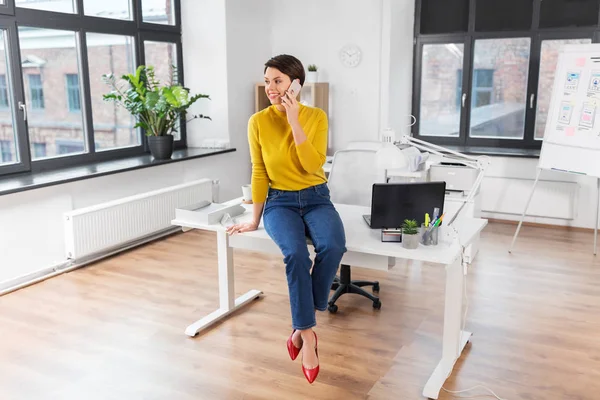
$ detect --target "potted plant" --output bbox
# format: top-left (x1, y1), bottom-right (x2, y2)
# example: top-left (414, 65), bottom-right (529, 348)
top-left (306, 64), bottom-right (318, 83)
top-left (401, 219), bottom-right (420, 249)
top-left (102, 65), bottom-right (211, 160)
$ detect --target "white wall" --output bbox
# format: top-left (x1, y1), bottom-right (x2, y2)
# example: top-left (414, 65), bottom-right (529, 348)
top-left (182, 0), bottom-right (229, 147)
top-left (270, 0), bottom-right (386, 152)
top-left (225, 0), bottom-right (273, 154)
top-left (0, 154), bottom-right (246, 284)
top-left (480, 157), bottom-right (598, 230)
top-left (388, 0), bottom-right (416, 138)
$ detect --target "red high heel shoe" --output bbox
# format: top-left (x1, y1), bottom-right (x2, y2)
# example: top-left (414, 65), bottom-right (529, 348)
top-left (287, 330), bottom-right (302, 361)
top-left (301, 332), bottom-right (319, 384)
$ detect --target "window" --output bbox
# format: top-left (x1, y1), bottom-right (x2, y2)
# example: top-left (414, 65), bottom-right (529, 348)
top-left (0, 74), bottom-right (8, 108)
top-left (144, 40), bottom-right (178, 86)
top-left (33, 142), bottom-right (46, 158)
top-left (28, 74), bottom-right (44, 109)
top-left (0, 28), bottom-right (20, 171)
top-left (419, 0), bottom-right (469, 34)
top-left (470, 38), bottom-right (531, 139)
top-left (66, 74), bottom-right (81, 112)
top-left (143, 0), bottom-right (175, 25)
top-left (0, 1), bottom-right (183, 178)
top-left (20, 27), bottom-right (85, 160)
top-left (475, 0), bottom-right (533, 32)
top-left (144, 40), bottom-right (180, 139)
top-left (15, 0), bottom-right (76, 13)
top-left (0, 140), bottom-right (12, 163)
top-left (57, 140), bottom-right (84, 155)
top-left (540, 0), bottom-right (599, 29)
top-left (457, 69), bottom-right (494, 109)
top-left (413, 0), bottom-right (598, 150)
top-left (86, 33), bottom-right (138, 151)
top-left (419, 43), bottom-right (464, 138)
top-left (84, 0), bottom-right (133, 20)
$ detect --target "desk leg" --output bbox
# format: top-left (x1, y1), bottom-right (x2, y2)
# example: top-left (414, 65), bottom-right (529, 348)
top-left (185, 231), bottom-right (263, 337)
top-left (422, 257), bottom-right (471, 399)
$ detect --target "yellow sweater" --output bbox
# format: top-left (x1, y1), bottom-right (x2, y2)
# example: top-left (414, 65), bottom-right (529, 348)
top-left (248, 103), bottom-right (328, 203)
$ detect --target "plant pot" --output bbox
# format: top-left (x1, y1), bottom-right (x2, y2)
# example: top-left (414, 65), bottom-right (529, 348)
top-left (148, 135), bottom-right (174, 160)
top-left (306, 71), bottom-right (318, 83)
top-left (402, 233), bottom-right (420, 249)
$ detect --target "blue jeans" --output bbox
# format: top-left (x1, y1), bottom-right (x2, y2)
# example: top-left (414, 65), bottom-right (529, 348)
top-left (263, 183), bottom-right (347, 330)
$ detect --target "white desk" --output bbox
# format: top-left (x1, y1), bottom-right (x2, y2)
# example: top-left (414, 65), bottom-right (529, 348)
top-left (171, 200), bottom-right (487, 400)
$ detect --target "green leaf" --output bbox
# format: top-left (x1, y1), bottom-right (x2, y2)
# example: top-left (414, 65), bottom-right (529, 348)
top-left (145, 91), bottom-right (159, 109)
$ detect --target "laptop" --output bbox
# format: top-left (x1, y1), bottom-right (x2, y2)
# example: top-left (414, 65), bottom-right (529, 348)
top-left (363, 182), bottom-right (446, 229)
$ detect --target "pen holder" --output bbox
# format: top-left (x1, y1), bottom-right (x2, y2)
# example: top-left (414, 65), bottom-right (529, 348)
top-left (421, 224), bottom-right (439, 246)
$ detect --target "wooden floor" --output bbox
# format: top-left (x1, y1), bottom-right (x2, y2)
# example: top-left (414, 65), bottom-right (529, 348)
top-left (1, 222), bottom-right (599, 400)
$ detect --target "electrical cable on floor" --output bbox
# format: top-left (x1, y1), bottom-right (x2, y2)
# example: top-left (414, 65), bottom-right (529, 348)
top-left (440, 234), bottom-right (509, 400)
top-left (442, 385), bottom-right (508, 399)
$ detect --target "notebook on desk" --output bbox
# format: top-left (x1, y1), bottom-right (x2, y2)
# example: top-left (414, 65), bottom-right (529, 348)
top-left (362, 182), bottom-right (446, 229)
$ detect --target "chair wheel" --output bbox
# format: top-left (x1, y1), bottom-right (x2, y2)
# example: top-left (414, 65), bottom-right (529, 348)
top-left (373, 300), bottom-right (381, 310)
top-left (373, 282), bottom-right (380, 293)
top-left (328, 304), bottom-right (338, 313)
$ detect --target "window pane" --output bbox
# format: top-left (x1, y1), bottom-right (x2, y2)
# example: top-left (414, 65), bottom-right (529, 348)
top-left (16, 0), bottom-right (76, 13)
top-left (143, 0), bottom-right (174, 25)
top-left (144, 40), bottom-right (180, 139)
top-left (88, 33), bottom-right (138, 151)
top-left (535, 38), bottom-right (592, 140)
top-left (475, 0), bottom-right (533, 32)
top-left (66, 74), bottom-right (80, 112)
top-left (469, 38), bottom-right (531, 139)
top-left (83, 0), bottom-right (132, 20)
top-left (0, 30), bottom-right (19, 166)
top-left (419, 43), bottom-right (464, 137)
top-left (19, 27), bottom-right (85, 160)
top-left (540, 0), bottom-right (599, 29)
top-left (420, 0), bottom-right (469, 34)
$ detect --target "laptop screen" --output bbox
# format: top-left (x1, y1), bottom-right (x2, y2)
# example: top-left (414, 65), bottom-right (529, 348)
top-left (369, 182), bottom-right (446, 229)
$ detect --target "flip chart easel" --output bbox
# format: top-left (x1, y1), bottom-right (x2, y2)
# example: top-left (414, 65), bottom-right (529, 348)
top-left (510, 44), bottom-right (600, 255)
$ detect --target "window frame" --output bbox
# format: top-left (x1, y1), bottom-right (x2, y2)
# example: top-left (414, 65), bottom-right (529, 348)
top-left (412, 0), bottom-right (600, 151)
top-left (0, 19), bottom-right (30, 176)
top-left (140, 30), bottom-right (186, 150)
top-left (0, 0), bottom-right (14, 16)
top-left (0, 0), bottom-right (183, 177)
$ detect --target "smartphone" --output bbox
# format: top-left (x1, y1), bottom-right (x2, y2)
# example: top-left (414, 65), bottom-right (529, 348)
top-left (287, 79), bottom-right (302, 97)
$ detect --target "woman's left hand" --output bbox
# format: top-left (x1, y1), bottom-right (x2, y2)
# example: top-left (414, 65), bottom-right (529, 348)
top-left (281, 90), bottom-right (300, 127)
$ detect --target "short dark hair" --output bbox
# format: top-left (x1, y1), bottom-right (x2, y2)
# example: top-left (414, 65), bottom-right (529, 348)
top-left (264, 54), bottom-right (306, 86)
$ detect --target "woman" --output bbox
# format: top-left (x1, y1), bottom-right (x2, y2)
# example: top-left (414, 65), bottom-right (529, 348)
top-left (226, 54), bottom-right (346, 384)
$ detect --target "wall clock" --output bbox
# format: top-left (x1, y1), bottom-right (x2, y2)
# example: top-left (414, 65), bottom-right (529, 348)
top-left (339, 44), bottom-right (362, 68)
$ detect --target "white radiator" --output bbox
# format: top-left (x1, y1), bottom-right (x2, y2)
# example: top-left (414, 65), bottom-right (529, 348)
top-left (480, 176), bottom-right (578, 220)
top-left (64, 178), bottom-right (215, 261)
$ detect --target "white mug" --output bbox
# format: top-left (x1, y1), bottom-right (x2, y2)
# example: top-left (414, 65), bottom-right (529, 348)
top-left (241, 184), bottom-right (252, 201)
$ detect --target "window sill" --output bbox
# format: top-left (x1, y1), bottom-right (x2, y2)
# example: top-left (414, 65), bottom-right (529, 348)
top-left (0, 147), bottom-right (236, 197)
top-left (444, 146), bottom-right (540, 158)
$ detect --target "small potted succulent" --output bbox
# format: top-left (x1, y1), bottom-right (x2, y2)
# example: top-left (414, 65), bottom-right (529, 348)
top-left (306, 64), bottom-right (318, 83)
top-left (401, 219), bottom-right (420, 249)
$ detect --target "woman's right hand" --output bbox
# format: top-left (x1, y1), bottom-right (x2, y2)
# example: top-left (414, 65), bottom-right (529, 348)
top-left (226, 221), bottom-right (259, 235)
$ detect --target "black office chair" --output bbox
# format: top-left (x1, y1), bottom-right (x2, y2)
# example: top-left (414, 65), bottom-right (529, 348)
top-left (325, 148), bottom-right (385, 313)
top-left (328, 264), bottom-right (381, 313)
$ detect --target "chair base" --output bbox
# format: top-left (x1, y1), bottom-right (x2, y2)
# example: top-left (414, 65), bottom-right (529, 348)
top-left (327, 264), bottom-right (381, 313)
